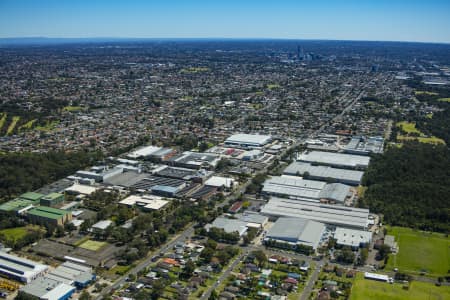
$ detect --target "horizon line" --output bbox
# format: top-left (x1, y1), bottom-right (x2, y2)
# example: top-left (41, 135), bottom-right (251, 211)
top-left (0, 36), bottom-right (449, 46)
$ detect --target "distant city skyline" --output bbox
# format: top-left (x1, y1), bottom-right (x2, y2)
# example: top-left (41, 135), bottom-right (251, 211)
top-left (0, 0), bottom-right (449, 44)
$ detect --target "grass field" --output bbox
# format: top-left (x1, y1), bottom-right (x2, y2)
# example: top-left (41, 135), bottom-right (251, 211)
top-left (438, 97), bottom-right (450, 103)
top-left (0, 113), bottom-right (6, 131)
top-left (78, 240), bottom-right (107, 251)
top-left (386, 227), bottom-right (450, 277)
top-left (414, 91), bottom-right (438, 96)
top-left (350, 273), bottom-right (450, 300)
top-left (396, 121), bottom-right (421, 134)
top-left (396, 121), bottom-right (445, 145)
top-left (6, 116), bottom-right (20, 135)
top-left (63, 106), bottom-right (84, 112)
top-left (19, 119), bottom-right (36, 131)
top-left (35, 120), bottom-right (59, 131)
top-left (180, 67), bottom-right (209, 73)
top-left (0, 227), bottom-right (28, 242)
top-left (267, 83), bottom-right (281, 90)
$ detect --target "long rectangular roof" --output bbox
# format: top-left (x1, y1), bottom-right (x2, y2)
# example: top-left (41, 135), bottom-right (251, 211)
top-left (262, 176), bottom-right (350, 203)
top-left (283, 162), bottom-right (364, 184)
top-left (27, 206), bottom-right (70, 220)
top-left (261, 197), bottom-right (369, 229)
top-left (297, 151), bottom-right (370, 169)
top-left (225, 134), bottom-right (272, 146)
top-left (0, 251), bottom-right (48, 282)
top-left (262, 176), bottom-right (326, 200)
top-left (127, 146), bottom-right (162, 159)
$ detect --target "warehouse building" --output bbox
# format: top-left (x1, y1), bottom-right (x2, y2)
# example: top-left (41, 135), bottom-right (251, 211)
top-left (20, 277), bottom-right (75, 300)
top-left (225, 133), bottom-right (272, 149)
top-left (169, 151), bottom-right (220, 170)
top-left (205, 217), bottom-right (248, 237)
top-left (262, 176), bottom-right (351, 203)
top-left (47, 261), bottom-right (95, 288)
top-left (283, 162), bottom-right (364, 186)
top-left (261, 197), bottom-right (369, 229)
top-left (0, 251), bottom-right (48, 283)
top-left (297, 151), bottom-right (370, 170)
top-left (127, 145), bottom-right (163, 159)
top-left (75, 166), bottom-right (124, 183)
top-left (234, 211), bottom-right (269, 229)
top-left (0, 198), bottom-right (35, 214)
top-left (27, 206), bottom-right (72, 226)
top-left (131, 176), bottom-right (188, 197)
top-left (40, 193), bottom-right (64, 207)
top-left (153, 165), bottom-right (212, 183)
top-left (334, 227), bottom-right (372, 249)
top-left (19, 192), bottom-right (45, 203)
top-left (119, 194), bottom-right (169, 211)
top-left (343, 136), bottom-right (384, 155)
top-left (264, 217), bottom-right (326, 250)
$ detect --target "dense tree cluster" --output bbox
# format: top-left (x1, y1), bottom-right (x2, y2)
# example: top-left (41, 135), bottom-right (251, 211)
top-left (0, 151), bottom-right (102, 201)
top-left (361, 142), bottom-right (450, 232)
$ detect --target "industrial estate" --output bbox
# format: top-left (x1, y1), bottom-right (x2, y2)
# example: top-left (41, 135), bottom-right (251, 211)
top-left (0, 38), bottom-right (449, 300)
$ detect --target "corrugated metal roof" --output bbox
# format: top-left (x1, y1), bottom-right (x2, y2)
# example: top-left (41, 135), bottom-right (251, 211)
top-left (261, 197), bottom-right (369, 229)
top-left (283, 162), bottom-right (363, 184)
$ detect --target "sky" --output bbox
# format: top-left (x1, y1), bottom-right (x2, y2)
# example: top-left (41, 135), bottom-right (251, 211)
top-left (0, 0), bottom-right (449, 43)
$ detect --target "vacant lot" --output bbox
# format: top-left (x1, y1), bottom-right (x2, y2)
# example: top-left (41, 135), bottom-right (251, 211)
top-left (78, 239), bottom-right (108, 251)
top-left (386, 227), bottom-right (450, 277)
top-left (350, 273), bottom-right (450, 300)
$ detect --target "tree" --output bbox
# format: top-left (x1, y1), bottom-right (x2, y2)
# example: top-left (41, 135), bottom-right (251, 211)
top-left (252, 250), bottom-right (267, 268)
top-left (377, 244), bottom-right (391, 261)
top-left (209, 289), bottom-right (218, 300)
top-left (55, 225), bottom-right (65, 237)
top-left (79, 291), bottom-right (92, 300)
top-left (359, 248), bottom-right (369, 265)
top-left (181, 259), bottom-right (196, 279)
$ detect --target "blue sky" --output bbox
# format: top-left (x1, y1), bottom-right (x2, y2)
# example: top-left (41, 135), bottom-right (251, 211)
top-left (0, 0), bottom-right (449, 43)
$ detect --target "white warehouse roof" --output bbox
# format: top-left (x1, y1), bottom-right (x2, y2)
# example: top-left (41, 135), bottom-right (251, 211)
top-left (297, 151), bottom-right (370, 169)
top-left (127, 146), bottom-right (162, 159)
top-left (265, 217), bottom-right (326, 249)
top-left (0, 251), bottom-right (48, 283)
top-left (225, 134), bottom-right (272, 146)
top-left (261, 197), bottom-right (369, 229)
top-left (334, 227), bottom-right (372, 248)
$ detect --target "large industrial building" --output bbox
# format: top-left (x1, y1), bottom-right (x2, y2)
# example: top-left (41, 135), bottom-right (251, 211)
top-left (169, 151), bottom-right (220, 170)
top-left (0, 251), bottom-right (48, 283)
top-left (262, 176), bottom-right (351, 203)
top-left (264, 217), bottom-right (326, 250)
top-left (119, 194), bottom-right (169, 210)
top-left (343, 136), bottom-right (384, 155)
top-left (334, 227), bottom-right (372, 249)
top-left (283, 162), bottom-right (364, 186)
top-left (40, 192), bottom-right (64, 207)
top-left (27, 206), bottom-right (72, 226)
top-left (19, 261), bottom-right (94, 300)
top-left (261, 197), bottom-right (369, 229)
top-left (224, 133), bottom-right (272, 149)
top-left (205, 217), bottom-right (248, 236)
top-left (297, 151), bottom-right (370, 170)
top-left (131, 175), bottom-right (188, 197)
top-left (20, 277), bottom-right (75, 300)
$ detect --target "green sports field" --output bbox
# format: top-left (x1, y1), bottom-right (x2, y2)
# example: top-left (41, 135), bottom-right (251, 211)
top-left (350, 273), bottom-right (450, 300)
top-left (386, 227), bottom-right (450, 277)
top-left (78, 239), bottom-right (107, 251)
